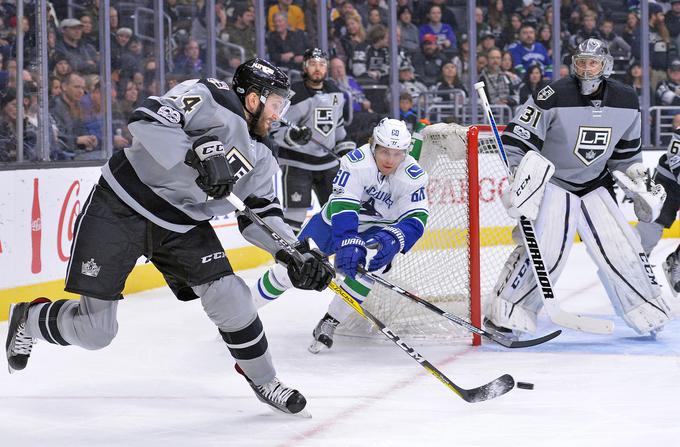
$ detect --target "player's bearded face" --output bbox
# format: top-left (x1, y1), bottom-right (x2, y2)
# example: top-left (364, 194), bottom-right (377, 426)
top-left (253, 92), bottom-right (291, 136)
top-left (305, 59), bottom-right (327, 82)
top-left (374, 146), bottom-right (405, 175)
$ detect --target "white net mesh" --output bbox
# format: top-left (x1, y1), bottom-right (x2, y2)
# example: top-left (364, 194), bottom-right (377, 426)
top-left (337, 123), bottom-right (516, 343)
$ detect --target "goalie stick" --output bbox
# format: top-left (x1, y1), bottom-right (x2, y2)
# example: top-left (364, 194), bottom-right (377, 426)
top-left (225, 193), bottom-right (515, 403)
top-left (474, 81), bottom-right (613, 335)
top-left (357, 265), bottom-right (561, 348)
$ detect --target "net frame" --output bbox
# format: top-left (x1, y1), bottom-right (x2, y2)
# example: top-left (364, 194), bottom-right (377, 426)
top-left (336, 124), bottom-right (508, 346)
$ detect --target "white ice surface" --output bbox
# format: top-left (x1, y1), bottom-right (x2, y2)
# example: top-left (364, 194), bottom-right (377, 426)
top-left (2, 241), bottom-right (680, 447)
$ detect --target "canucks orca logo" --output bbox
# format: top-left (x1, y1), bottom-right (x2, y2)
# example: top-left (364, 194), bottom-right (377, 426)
top-left (359, 198), bottom-right (383, 217)
top-left (314, 107), bottom-right (334, 137)
top-left (573, 126), bottom-right (611, 166)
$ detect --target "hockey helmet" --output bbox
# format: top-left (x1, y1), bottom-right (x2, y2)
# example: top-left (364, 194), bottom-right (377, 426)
top-left (370, 118), bottom-right (412, 154)
top-left (232, 57), bottom-right (292, 114)
top-left (303, 48), bottom-right (329, 65)
top-left (571, 38), bottom-right (613, 95)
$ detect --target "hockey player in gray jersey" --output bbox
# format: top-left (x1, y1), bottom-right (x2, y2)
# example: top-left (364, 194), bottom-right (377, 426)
top-left (637, 121), bottom-right (680, 295)
top-left (5, 58), bottom-right (334, 416)
top-left (273, 48), bottom-right (354, 232)
top-left (485, 39), bottom-right (673, 337)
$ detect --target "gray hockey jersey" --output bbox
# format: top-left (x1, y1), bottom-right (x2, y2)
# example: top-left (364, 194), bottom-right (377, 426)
top-left (501, 76), bottom-right (642, 195)
top-left (100, 78), bottom-right (295, 253)
top-left (273, 80), bottom-right (347, 171)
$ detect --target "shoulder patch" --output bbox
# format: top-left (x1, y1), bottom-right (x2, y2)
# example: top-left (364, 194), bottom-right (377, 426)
top-left (346, 148), bottom-right (365, 163)
top-left (537, 85), bottom-right (554, 101)
top-left (405, 163), bottom-right (425, 179)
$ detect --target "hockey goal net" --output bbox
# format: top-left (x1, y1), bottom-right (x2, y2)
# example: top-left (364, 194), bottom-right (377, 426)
top-left (337, 123), bottom-right (516, 345)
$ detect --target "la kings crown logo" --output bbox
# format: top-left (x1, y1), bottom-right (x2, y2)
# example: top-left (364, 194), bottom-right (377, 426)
top-left (573, 126), bottom-right (611, 166)
top-left (314, 108), bottom-right (334, 137)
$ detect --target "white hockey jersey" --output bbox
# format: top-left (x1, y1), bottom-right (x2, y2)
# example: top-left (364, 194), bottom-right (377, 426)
top-left (322, 144), bottom-right (429, 252)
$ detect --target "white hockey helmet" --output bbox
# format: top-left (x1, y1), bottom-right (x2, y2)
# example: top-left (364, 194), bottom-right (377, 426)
top-left (571, 38), bottom-right (613, 95)
top-left (370, 118), bottom-right (412, 154)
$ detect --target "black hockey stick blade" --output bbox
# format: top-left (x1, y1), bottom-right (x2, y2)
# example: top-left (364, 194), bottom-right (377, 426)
top-left (491, 329), bottom-right (562, 348)
top-left (458, 373), bottom-right (516, 403)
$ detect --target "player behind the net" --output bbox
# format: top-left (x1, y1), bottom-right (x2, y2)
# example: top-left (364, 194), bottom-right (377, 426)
top-left (485, 38), bottom-right (673, 337)
top-left (272, 47), bottom-right (355, 233)
top-left (5, 58), bottom-right (335, 417)
top-left (637, 115), bottom-right (680, 296)
top-left (252, 118), bottom-right (429, 352)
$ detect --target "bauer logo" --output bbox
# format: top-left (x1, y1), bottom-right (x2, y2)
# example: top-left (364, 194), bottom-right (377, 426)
top-left (314, 107), bottom-right (334, 137)
top-left (573, 126), bottom-right (611, 166)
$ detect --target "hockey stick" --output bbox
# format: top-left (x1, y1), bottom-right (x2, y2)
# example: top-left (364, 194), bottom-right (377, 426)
top-left (474, 81), bottom-right (613, 335)
top-left (357, 266), bottom-right (561, 348)
top-left (225, 193), bottom-right (515, 403)
top-left (276, 118), bottom-right (341, 160)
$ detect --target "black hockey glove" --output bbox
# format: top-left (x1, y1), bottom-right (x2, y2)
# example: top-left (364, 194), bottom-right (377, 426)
top-left (184, 135), bottom-right (236, 199)
top-left (275, 238), bottom-right (335, 291)
top-left (287, 125), bottom-right (312, 146)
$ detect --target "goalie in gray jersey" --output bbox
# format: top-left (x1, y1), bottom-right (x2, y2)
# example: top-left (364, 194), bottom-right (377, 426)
top-left (272, 48), bottom-right (354, 232)
top-left (638, 118), bottom-right (680, 296)
top-left (486, 39), bottom-right (674, 337)
top-left (5, 59), bottom-right (334, 417)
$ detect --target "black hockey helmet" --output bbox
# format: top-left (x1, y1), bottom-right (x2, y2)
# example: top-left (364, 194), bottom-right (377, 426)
top-left (232, 57), bottom-right (291, 106)
top-left (303, 48), bottom-right (328, 64)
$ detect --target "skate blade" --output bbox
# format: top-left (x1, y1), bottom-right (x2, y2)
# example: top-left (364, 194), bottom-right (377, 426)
top-left (262, 402), bottom-right (312, 418)
top-left (307, 339), bottom-right (329, 354)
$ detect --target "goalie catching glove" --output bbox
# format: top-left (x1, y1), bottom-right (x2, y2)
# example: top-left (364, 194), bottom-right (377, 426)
top-left (184, 135), bottom-right (236, 199)
top-left (275, 238), bottom-right (335, 291)
top-left (612, 163), bottom-right (666, 223)
top-left (502, 151), bottom-right (555, 221)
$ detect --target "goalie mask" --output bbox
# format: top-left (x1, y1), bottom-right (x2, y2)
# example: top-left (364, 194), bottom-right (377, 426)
top-left (571, 38), bottom-right (613, 96)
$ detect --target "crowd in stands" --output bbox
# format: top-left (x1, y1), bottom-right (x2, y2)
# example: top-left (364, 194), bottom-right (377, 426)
top-left (1, 0), bottom-right (680, 163)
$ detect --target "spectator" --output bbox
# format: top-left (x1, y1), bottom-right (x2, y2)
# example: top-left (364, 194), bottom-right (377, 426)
top-left (357, 0), bottom-right (388, 29)
top-left (267, 12), bottom-right (308, 71)
top-left (537, 25), bottom-right (552, 57)
top-left (112, 79), bottom-right (139, 140)
top-left (519, 64), bottom-right (549, 104)
top-left (655, 59), bottom-right (680, 107)
top-left (451, 34), bottom-right (471, 85)
top-left (51, 72), bottom-right (99, 159)
top-left (568, 11), bottom-right (601, 53)
top-left (414, 33), bottom-right (447, 86)
top-left (419, 4), bottom-right (456, 56)
top-left (399, 91), bottom-right (418, 132)
top-left (47, 26), bottom-right (57, 63)
top-left (111, 27), bottom-right (132, 69)
top-left (622, 12), bottom-right (641, 59)
top-left (341, 13), bottom-right (366, 66)
top-left (0, 88), bottom-right (38, 162)
top-left (79, 13), bottom-right (98, 48)
top-left (501, 13), bottom-right (523, 49)
top-left (500, 51), bottom-right (522, 90)
top-left (416, 0), bottom-right (459, 31)
top-left (516, 0), bottom-right (542, 26)
top-left (109, 6), bottom-right (120, 36)
top-left (479, 32), bottom-right (498, 54)
top-left (558, 64), bottom-right (570, 78)
top-left (600, 18), bottom-right (631, 59)
top-left (509, 23), bottom-right (552, 79)
top-left (173, 38), bottom-right (205, 76)
top-left (398, 6), bottom-right (420, 54)
top-left (191, 1), bottom-right (227, 50)
top-left (668, 0), bottom-right (680, 50)
top-left (51, 52), bottom-right (72, 79)
top-left (435, 61), bottom-right (467, 102)
top-left (55, 18), bottom-right (99, 75)
top-left (488, 0), bottom-right (508, 46)
top-left (398, 63), bottom-right (428, 101)
top-left (49, 75), bottom-right (61, 102)
top-left (351, 24), bottom-right (390, 84)
top-left (331, 0), bottom-right (356, 38)
top-left (475, 7), bottom-right (492, 42)
top-left (479, 47), bottom-right (519, 107)
top-left (366, 7), bottom-right (385, 34)
top-left (624, 62), bottom-right (646, 100)
top-left (649, 2), bottom-right (676, 89)
top-left (267, 0), bottom-right (305, 32)
top-left (221, 4), bottom-right (256, 69)
top-left (120, 36), bottom-right (145, 75)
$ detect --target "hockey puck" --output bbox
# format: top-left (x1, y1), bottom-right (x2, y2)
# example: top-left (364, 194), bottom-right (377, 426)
top-left (517, 382), bottom-right (534, 390)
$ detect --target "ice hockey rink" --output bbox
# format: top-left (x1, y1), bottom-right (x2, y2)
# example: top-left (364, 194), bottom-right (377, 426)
top-left (1, 240), bottom-right (680, 447)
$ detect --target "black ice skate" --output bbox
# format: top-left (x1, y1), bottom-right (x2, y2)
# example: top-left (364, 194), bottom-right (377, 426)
top-left (234, 363), bottom-right (310, 417)
top-left (308, 313), bottom-right (340, 354)
top-left (663, 252), bottom-right (680, 296)
top-left (6, 298), bottom-right (50, 374)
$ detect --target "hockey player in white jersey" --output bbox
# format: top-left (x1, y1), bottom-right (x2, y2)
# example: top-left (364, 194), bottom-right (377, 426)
top-left (252, 118), bottom-right (429, 352)
top-left (485, 39), bottom-right (673, 337)
top-left (272, 48), bottom-right (353, 232)
top-left (5, 59), bottom-right (334, 416)
top-left (637, 122), bottom-right (680, 295)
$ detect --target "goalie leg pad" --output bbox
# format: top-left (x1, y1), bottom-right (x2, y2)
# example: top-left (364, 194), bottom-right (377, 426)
top-left (578, 187), bottom-right (672, 334)
top-left (488, 184), bottom-right (580, 333)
